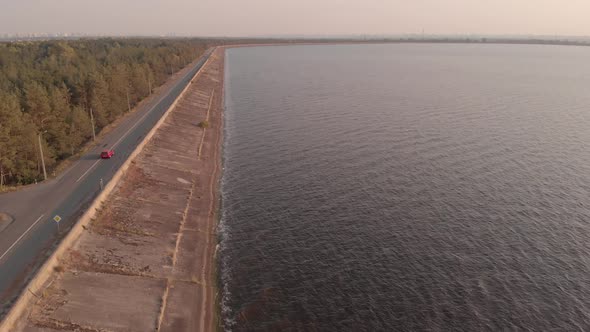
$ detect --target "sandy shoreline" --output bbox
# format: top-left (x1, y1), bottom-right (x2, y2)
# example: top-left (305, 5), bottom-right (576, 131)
top-left (7, 47), bottom-right (225, 331)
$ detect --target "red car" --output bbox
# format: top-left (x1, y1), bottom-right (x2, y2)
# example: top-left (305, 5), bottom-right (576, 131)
top-left (100, 150), bottom-right (115, 159)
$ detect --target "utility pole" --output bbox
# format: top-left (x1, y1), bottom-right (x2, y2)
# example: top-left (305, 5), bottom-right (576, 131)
top-left (0, 157), bottom-right (4, 190)
top-left (38, 131), bottom-right (47, 181)
top-left (147, 76), bottom-right (152, 95)
top-left (89, 108), bottom-right (96, 141)
top-left (126, 88), bottom-right (131, 113)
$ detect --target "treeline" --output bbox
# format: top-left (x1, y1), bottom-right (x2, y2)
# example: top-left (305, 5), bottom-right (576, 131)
top-left (0, 38), bottom-right (210, 186)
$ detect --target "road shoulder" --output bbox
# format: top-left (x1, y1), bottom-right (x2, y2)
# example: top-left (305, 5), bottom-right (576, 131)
top-left (8, 48), bottom-right (224, 332)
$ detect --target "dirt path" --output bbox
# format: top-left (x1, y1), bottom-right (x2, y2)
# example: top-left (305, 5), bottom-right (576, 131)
top-left (10, 48), bottom-right (225, 332)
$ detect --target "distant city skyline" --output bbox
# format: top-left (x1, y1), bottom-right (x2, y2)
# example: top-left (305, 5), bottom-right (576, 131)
top-left (1, 0), bottom-right (590, 37)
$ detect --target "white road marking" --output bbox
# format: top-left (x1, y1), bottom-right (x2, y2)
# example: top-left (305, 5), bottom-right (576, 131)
top-left (110, 66), bottom-right (199, 151)
top-left (75, 55), bottom-right (209, 183)
top-left (0, 214), bottom-right (45, 263)
top-left (0, 54), bottom-right (214, 267)
top-left (76, 79), bottom-right (177, 183)
top-left (58, 159), bottom-right (81, 179)
top-left (109, 103), bottom-right (157, 151)
top-left (75, 159), bottom-right (100, 183)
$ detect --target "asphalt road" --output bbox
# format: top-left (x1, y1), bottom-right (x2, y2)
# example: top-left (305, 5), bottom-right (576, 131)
top-left (0, 48), bottom-right (214, 308)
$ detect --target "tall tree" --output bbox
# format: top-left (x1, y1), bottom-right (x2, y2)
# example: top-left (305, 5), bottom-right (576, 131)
top-left (0, 38), bottom-right (211, 185)
top-left (47, 84), bottom-right (72, 158)
top-left (24, 82), bottom-right (52, 130)
top-left (0, 92), bottom-right (23, 187)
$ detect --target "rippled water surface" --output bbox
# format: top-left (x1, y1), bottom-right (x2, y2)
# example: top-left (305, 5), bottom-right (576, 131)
top-left (219, 44), bottom-right (590, 331)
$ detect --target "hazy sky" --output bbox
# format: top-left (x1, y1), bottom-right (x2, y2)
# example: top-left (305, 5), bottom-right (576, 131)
top-left (1, 0), bottom-right (590, 37)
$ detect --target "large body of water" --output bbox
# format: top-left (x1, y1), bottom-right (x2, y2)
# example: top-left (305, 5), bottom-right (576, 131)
top-left (219, 44), bottom-right (590, 331)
